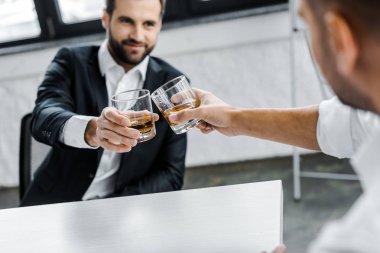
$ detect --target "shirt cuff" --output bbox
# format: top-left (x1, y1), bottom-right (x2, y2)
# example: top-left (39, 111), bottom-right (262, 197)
top-left (59, 115), bottom-right (98, 149)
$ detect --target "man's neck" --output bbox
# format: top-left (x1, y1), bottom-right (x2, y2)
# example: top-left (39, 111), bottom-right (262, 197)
top-left (372, 91), bottom-right (380, 115)
top-left (120, 62), bottom-right (135, 73)
top-left (354, 42), bottom-right (380, 115)
top-left (366, 63), bottom-right (380, 115)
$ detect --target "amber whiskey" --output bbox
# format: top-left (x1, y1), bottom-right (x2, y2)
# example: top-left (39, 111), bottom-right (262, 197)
top-left (163, 98), bottom-right (201, 126)
top-left (130, 115), bottom-right (154, 134)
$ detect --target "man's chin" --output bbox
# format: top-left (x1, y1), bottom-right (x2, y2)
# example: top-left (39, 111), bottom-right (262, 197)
top-left (119, 50), bottom-right (145, 64)
top-left (121, 56), bottom-right (145, 66)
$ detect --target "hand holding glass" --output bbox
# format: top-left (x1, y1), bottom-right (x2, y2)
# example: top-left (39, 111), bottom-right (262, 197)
top-left (151, 76), bottom-right (201, 134)
top-left (111, 89), bottom-right (156, 143)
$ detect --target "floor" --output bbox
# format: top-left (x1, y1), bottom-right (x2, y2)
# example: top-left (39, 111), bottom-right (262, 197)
top-left (0, 153), bottom-right (362, 252)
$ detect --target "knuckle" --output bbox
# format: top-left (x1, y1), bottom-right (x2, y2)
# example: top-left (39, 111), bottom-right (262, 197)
top-left (104, 108), bottom-right (114, 119)
top-left (101, 130), bottom-right (110, 139)
top-left (125, 128), bottom-right (138, 137)
top-left (96, 117), bottom-right (104, 126)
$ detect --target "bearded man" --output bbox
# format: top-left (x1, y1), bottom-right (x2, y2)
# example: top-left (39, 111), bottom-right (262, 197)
top-left (21, 0), bottom-right (187, 206)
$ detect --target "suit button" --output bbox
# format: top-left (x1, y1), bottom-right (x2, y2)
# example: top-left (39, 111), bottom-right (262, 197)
top-left (89, 173), bottom-right (95, 178)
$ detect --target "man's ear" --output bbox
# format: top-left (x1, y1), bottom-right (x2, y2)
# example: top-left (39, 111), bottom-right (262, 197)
top-left (102, 9), bottom-right (110, 30)
top-left (324, 11), bottom-right (359, 76)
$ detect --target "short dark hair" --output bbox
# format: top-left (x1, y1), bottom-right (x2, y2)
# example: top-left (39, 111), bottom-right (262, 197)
top-left (106, 0), bottom-right (166, 18)
top-left (306, 0), bottom-right (380, 40)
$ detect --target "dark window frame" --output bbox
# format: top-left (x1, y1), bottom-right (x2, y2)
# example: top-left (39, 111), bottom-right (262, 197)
top-left (188, 0), bottom-right (287, 16)
top-left (0, 0), bottom-right (288, 49)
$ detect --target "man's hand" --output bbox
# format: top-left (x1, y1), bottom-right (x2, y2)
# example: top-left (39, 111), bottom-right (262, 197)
top-left (262, 245), bottom-right (287, 253)
top-left (85, 107), bottom-right (158, 153)
top-left (168, 88), bottom-right (240, 136)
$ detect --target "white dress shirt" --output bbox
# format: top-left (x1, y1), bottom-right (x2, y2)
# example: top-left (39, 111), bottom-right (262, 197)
top-left (308, 97), bottom-right (380, 253)
top-left (59, 40), bottom-right (149, 200)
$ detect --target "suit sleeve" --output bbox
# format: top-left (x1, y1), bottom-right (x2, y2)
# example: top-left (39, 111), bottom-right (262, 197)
top-left (120, 129), bottom-right (187, 195)
top-left (31, 47), bottom-right (77, 149)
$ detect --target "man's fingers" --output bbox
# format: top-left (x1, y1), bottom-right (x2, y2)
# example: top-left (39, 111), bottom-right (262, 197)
top-left (169, 107), bottom-right (202, 124)
top-left (99, 138), bottom-right (133, 153)
top-left (192, 88), bottom-right (207, 97)
top-left (153, 113), bottom-right (159, 122)
top-left (97, 129), bottom-right (138, 147)
top-left (200, 128), bottom-right (214, 134)
top-left (97, 119), bottom-right (140, 139)
top-left (197, 121), bottom-right (208, 130)
top-left (170, 91), bottom-right (191, 103)
top-left (197, 121), bottom-right (214, 134)
top-left (170, 88), bottom-right (205, 104)
top-left (103, 107), bottom-right (131, 126)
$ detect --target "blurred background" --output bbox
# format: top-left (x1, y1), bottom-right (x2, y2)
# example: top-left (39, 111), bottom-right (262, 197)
top-left (0, 0), bottom-right (361, 252)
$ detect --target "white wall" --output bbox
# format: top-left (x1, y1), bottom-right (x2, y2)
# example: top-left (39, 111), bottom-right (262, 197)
top-left (0, 11), bottom-right (331, 187)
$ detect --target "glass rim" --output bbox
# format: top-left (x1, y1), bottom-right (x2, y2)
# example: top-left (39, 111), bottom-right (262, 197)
top-left (111, 89), bottom-right (151, 102)
top-left (151, 75), bottom-right (187, 97)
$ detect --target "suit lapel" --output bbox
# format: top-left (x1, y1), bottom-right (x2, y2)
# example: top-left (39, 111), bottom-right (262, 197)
top-left (143, 58), bottom-right (164, 93)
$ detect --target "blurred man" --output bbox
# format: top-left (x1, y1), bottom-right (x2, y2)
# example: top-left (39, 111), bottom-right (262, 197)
top-left (170, 0), bottom-right (380, 252)
top-left (21, 0), bottom-right (187, 206)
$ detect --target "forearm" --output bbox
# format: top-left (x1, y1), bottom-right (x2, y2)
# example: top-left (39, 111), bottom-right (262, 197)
top-left (231, 105), bottom-right (321, 151)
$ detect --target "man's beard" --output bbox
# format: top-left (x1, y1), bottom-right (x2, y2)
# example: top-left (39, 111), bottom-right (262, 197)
top-left (317, 31), bottom-right (376, 112)
top-left (108, 31), bottom-right (154, 66)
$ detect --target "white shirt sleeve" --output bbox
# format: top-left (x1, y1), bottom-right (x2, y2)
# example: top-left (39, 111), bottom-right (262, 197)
top-left (59, 115), bottom-right (98, 149)
top-left (317, 97), bottom-right (380, 159)
top-left (307, 187), bottom-right (380, 253)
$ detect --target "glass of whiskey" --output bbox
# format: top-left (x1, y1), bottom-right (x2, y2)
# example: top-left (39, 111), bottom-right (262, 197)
top-left (111, 89), bottom-right (156, 142)
top-left (151, 75), bottom-right (201, 134)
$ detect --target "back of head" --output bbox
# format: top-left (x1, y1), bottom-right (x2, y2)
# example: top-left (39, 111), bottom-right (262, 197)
top-left (307, 0), bottom-right (380, 41)
top-left (303, 0), bottom-right (380, 113)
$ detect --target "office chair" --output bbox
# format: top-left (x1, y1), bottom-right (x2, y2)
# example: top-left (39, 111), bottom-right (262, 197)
top-left (19, 113), bottom-right (51, 201)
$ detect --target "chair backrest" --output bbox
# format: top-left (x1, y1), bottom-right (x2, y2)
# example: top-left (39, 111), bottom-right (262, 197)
top-left (19, 113), bottom-right (51, 200)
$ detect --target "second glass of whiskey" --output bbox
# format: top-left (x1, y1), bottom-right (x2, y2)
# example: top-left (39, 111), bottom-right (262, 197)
top-left (151, 76), bottom-right (201, 134)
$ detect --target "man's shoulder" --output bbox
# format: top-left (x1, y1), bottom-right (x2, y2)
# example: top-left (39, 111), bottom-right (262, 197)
top-left (56, 45), bottom-right (100, 61)
top-left (149, 56), bottom-right (183, 76)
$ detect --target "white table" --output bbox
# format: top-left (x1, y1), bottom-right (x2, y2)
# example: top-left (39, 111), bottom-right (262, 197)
top-left (0, 180), bottom-right (283, 253)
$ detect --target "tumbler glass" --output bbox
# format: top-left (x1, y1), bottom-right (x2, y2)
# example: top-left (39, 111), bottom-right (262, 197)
top-left (111, 89), bottom-right (156, 142)
top-left (151, 76), bottom-right (201, 134)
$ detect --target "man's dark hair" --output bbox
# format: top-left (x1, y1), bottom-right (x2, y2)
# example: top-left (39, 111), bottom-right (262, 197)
top-left (106, 0), bottom-right (166, 18)
top-left (306, 0), bottom-right (380, 40)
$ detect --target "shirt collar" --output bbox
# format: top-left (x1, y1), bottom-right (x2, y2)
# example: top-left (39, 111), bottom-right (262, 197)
top-left (98, 39), bottom-right (150, 82)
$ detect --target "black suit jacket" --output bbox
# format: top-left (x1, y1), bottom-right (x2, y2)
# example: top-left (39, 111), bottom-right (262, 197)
top-left (21, 46), bottom-right (187, 206)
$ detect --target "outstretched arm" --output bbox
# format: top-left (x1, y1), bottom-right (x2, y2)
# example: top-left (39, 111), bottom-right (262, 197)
top-left (169, 89), bottom-right (321, 151)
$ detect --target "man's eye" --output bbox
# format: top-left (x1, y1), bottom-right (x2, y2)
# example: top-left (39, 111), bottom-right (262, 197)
top-left (120, 18), bottom-right (133, 24)
top-left (145, 22), bottom-right (155, 27)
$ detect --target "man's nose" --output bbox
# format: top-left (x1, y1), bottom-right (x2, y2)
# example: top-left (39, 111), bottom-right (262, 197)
top-left (130, 25), bottom-right (144, 42)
